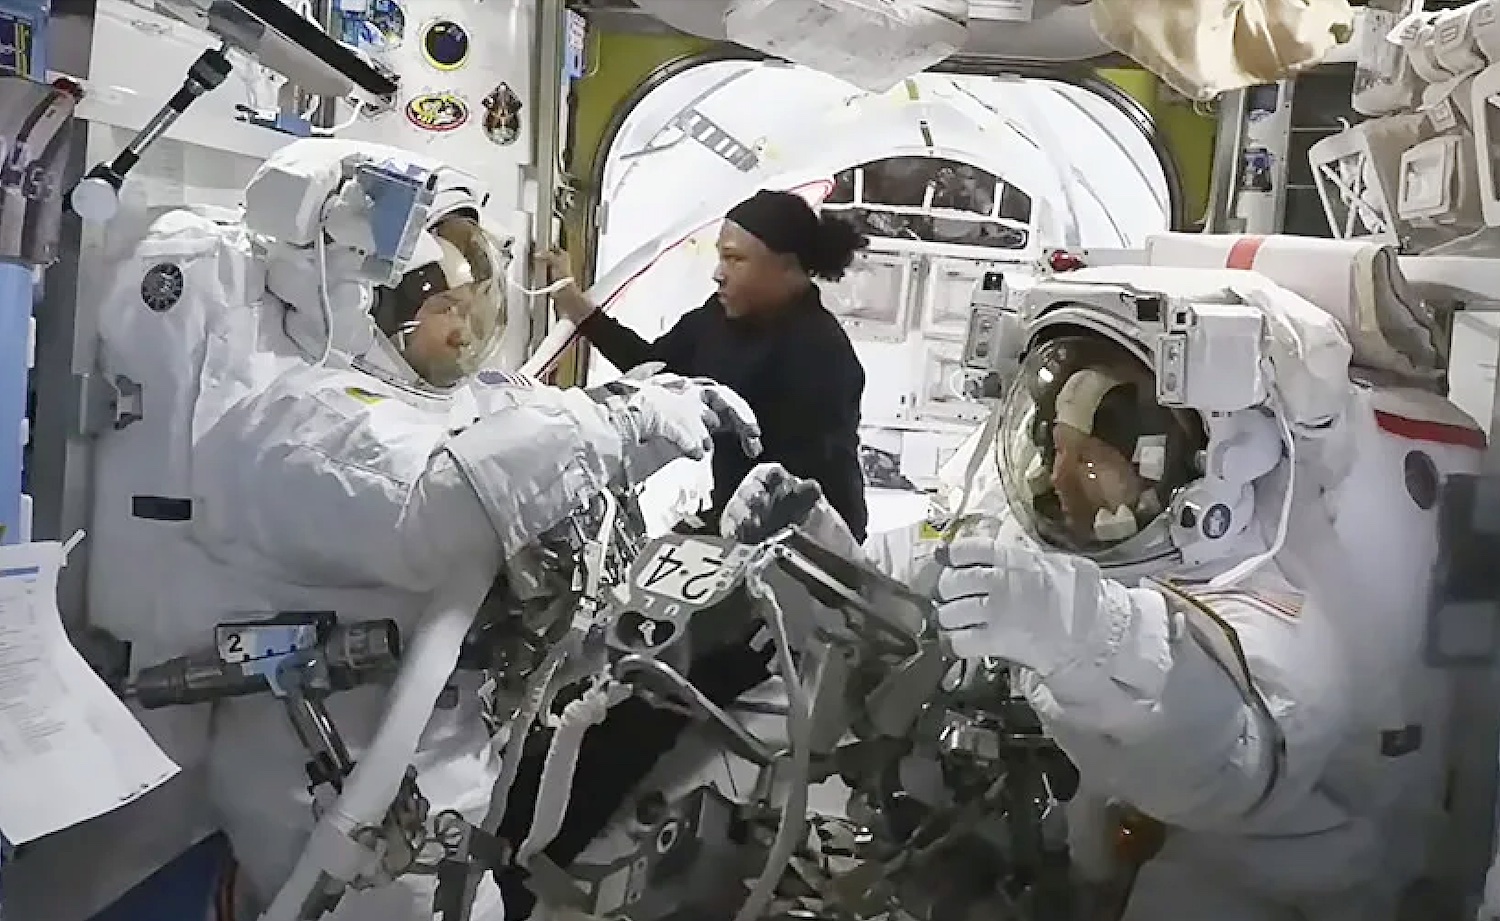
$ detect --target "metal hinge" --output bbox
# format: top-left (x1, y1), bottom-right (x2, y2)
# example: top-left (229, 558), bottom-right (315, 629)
top-left (72, 372), bottom-right (143, 436)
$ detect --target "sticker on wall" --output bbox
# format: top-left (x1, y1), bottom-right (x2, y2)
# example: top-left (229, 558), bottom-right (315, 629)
top-left (421, 19), bottom-right (471, 71)
top-left (141, 263), bottom-right (184, 312)
top-left (406, 91), bottom-right (469, 133)
top-left (1245, 83), bottom-right (1280, 123)
top-left (339, 0), bottom-right (406, 52)
top-left (481, 83), bottom-right (523, 146)
top-left (1240, 146), bottom-right (1274, 193)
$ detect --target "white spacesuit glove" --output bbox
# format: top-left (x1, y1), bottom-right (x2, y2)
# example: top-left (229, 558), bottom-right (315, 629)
top-left (934, 535), bottom-right (1144, 678)
top-left (602, 374), bottom-right (762, 481)
top-left (720, 463), bottom-right (862, 559)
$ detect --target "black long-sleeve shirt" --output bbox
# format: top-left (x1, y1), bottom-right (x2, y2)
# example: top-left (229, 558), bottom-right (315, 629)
top-left (578, 287), bottom-right (869, 542)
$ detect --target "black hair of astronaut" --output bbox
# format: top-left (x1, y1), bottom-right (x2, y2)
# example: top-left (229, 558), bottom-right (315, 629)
top-left (1025, 328), bottom-right (1208, 548)
top-left (725, 190), bottom-right (870, 282)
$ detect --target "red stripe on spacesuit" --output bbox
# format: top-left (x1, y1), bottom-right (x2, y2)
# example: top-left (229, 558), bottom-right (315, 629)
top-left (1224, 236), bottom-right (1266, 270)
top-left (1374, 410), bottom-right (1488, 450)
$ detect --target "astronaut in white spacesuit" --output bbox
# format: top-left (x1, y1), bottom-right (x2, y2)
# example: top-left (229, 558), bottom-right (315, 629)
top-left (724, 261), bottom-right (1483, 921)
top-left (114, 139), bottom-right (759, 921)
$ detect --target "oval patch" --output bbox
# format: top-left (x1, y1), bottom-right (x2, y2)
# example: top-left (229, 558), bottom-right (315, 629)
top-left (481, 82), bottom-right (522, 146)
top-left (141, 262), bottom-right (184, 312)
top-left (405, 92), bottom-right (468, 132)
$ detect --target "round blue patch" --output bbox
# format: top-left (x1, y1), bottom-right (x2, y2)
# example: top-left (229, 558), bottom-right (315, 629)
top-left (1202, 503), bottom-right (1232, 540)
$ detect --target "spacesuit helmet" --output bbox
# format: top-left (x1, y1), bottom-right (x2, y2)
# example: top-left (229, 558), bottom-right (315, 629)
top-left (996, 327), bottom-right (1207, 565)
top-left (370, 207), bottom-right (510, 389)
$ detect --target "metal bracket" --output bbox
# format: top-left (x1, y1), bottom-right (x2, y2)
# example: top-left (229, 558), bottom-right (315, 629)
top-left (71, 372), bottom-right (142, 436)
top-left (553, 182), bottom-right (578, 223)
top-left (72, 625), bottom-right (132, 688)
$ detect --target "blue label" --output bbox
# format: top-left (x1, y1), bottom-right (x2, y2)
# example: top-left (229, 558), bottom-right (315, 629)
top-left (564, 9), bottom-right (587, 81)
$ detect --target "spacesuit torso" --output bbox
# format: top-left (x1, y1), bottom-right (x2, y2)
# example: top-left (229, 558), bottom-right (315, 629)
top-left (1007, 381), bottom-right (1481, 921)
top-left (71, 138), bottom-right (763, 921)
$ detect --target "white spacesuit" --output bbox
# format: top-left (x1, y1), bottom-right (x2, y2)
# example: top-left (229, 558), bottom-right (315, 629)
top-left (725, 256), bottom-right (1484, 921)
top-left (83, 138), bottom-right (759, 921)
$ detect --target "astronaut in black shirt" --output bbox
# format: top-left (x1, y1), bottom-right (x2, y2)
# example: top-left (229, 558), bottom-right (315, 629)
top-left (494, 192), bottom-right (872, 919)
top-left (548, 189), bottom-right (871, 540)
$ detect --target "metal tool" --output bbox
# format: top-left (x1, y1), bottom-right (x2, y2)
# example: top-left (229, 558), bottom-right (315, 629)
top-left (70, 0), bottom-right (400, 221)
top-left (124, 611), bottom-right (399, 709)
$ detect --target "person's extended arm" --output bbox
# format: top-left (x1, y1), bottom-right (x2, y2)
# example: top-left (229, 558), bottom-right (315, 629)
top-left (545, 249), bottom-right (700, 373)
top-left (937, 542), bottom-right (1350, 837)
top-left (575, 308), bottom-right (700, 374)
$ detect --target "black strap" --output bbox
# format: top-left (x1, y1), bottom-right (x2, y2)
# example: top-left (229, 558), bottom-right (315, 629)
top-left (132, 495), bottom-right (193, 521)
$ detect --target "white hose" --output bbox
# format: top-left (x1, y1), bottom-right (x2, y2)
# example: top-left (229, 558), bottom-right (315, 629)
top-left (732, 565), bottom-right (814, 921)
top-left (733, 727), bottom-right (810, 921)
top-left (260, 560), bottom-right (497, 921)
top-left (480, 646), bottom-right (568, 833)
top-left (514, 684), bottom-right (612, 864)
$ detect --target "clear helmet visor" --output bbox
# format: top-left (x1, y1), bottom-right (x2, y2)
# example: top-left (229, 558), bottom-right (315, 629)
top-left (997, 333), bottom-right (1204, 558)
top-left (372, 214), bottom-right (511, 389)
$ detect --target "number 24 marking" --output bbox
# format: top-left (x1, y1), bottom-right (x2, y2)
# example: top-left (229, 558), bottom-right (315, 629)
top-left (642, 543), bottom-right (723, 601)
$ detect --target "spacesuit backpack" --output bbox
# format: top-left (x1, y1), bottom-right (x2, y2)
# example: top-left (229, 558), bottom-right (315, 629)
top-left (88, 207), bottom-right (269, 731)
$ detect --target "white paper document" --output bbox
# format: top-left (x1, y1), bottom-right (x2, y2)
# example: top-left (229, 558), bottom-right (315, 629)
top-left (0, 540), bottom-right (178, 844)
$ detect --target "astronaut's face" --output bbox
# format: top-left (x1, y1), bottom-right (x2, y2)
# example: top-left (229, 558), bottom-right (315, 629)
top-left (1050, 423), bottom-right (1144, 541)
top-left (713, 220), bottom-right (803, 318)
top-left (403, 286), bottom-right (476, 388)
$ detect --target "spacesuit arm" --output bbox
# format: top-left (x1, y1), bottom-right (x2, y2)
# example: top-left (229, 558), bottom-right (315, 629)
top-left (720, 462), bottom-right (866, 559)
top-left (442, 386), bottom-right (635, 561)
top-left (198, 370), bottom-right (728, 609)
top-left (937, 542), bottom-right (1348, 832)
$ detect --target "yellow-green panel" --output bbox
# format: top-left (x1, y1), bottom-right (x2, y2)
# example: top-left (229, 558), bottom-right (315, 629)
top-left (1098, 67), bottom-right (1216, 228)
top-left (1154, 101), bottom-right (1216, 228)
top-left (1097, 67), bottom-right (1155, 108)
top-left (571, 33), bottom-right (712, 179)
top-left (558, 33), bottom-right (708, 385)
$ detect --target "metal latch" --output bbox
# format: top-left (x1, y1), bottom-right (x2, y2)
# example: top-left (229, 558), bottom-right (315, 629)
top-left (72, 372), bottom-right (142, 436)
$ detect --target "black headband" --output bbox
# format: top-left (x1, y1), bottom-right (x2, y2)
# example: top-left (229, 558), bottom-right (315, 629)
top-left (725, 190), bottom-right (819, 267)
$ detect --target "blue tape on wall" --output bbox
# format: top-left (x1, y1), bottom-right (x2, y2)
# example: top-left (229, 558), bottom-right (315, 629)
top-left (0, 0), bottom-right (50, 544)
top-left (0, 263), bottom-right (30, 543)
